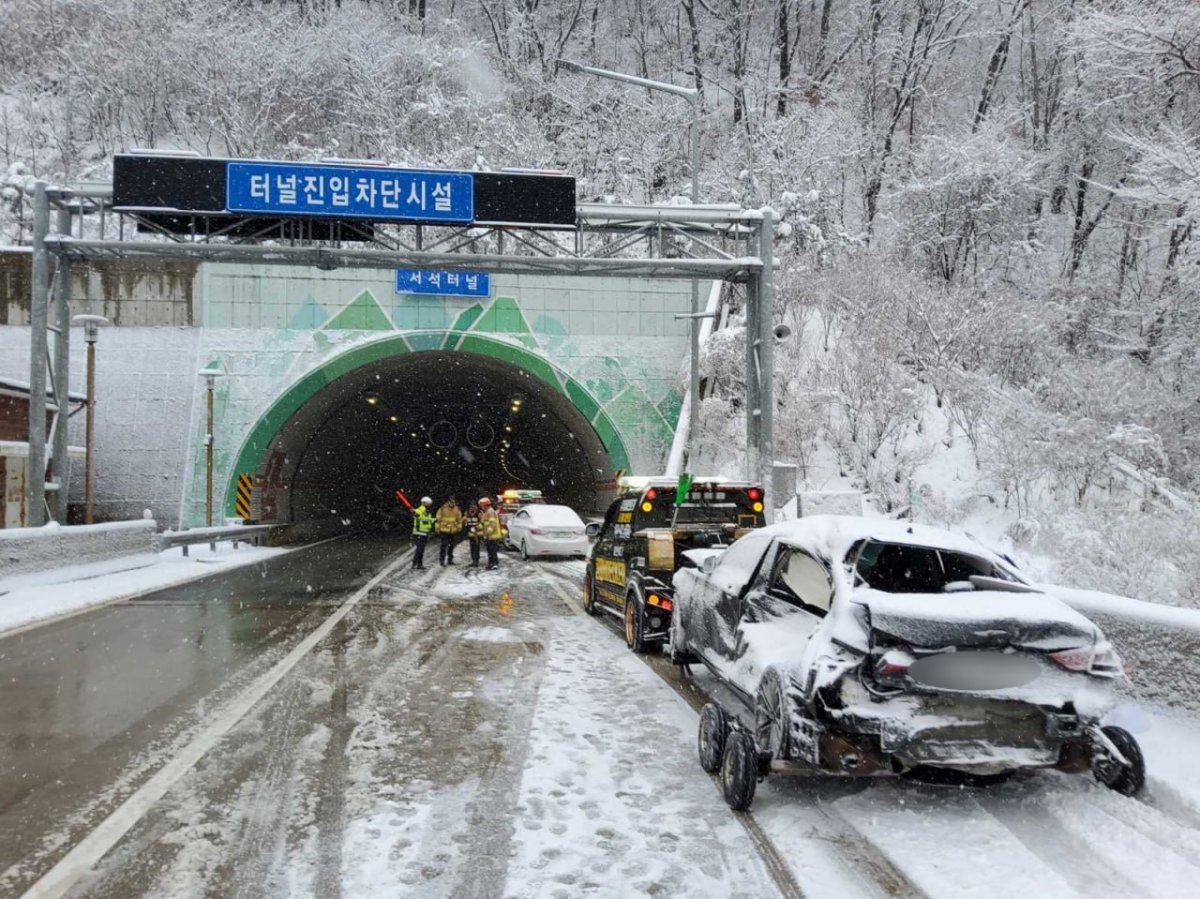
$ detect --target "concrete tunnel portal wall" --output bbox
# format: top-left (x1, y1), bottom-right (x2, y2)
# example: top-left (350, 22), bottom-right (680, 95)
top-left (232, 334), bottom-right (631, 529)
top-left (183, 265), bottom-right (697, 532)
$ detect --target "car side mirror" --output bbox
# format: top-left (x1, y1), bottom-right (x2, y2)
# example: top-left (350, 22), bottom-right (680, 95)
top-left (702, 555), bottom-right (719, 574)
top-left (585, 522), bottom-right (601, 539)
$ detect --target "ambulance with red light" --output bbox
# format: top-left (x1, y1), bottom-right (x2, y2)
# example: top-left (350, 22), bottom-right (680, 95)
top-left (582, 477), bottom-right (767, 653)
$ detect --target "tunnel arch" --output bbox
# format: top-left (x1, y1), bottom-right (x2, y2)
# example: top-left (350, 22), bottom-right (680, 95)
top-left (226, 332), bottom-right (630, 527)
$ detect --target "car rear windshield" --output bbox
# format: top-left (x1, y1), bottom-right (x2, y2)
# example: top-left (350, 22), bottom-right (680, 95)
top-left (851, 540), bottom-right (1014, 593)
top-left (635, 487), bottom-right (761, 529)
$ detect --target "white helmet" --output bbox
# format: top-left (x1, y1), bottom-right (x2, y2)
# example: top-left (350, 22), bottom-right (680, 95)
top-left (421, 496), bottom-right (433, 505)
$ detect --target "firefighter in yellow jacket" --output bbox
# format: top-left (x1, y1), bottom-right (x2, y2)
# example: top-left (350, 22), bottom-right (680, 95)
top-left (436, 497), bottom-right (464, 566)
top-left (477, 497), bottom-right (503, 570)
top-left (411, 496), bottom-right (435, 570)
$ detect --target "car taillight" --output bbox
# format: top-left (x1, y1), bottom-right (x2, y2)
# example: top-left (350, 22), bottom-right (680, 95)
top-left (529, 528), bottom-right (543, 535)
top-left (874, 649), bottom-right (914, 681)
top-left (747, 487), bottom-right (762, 502)
top-left (645, 488), bottom-right (658, 501)
top-left (1050, 647), bottom-right (1092, 672)
top-left (1052, 643), bottom-right (1123, 678)
top-left (646, 593), bottom-right (674, 612)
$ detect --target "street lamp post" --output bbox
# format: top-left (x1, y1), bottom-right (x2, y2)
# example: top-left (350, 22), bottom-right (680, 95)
top-left (557, 59), bottom-right (703, 470)
top-left (72, 314), bottom-right (108, 524)
top-left (198, 367), bottom-right (224, 527)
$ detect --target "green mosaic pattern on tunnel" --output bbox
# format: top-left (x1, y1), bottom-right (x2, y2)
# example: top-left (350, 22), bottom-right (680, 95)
top-left (186, 266), bottom-right (693, 526)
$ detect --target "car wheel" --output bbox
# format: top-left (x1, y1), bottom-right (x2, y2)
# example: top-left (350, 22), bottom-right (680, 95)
top-left (698, 703), bottom-right (728, 774)
top-left (521, 540), bottom-right (530, 561)
top-left (1093, 725), bottom-right (1146, 796)
top-left (720, 730), bottom-right (758, 811)
top-left (754, 668), bottom-right (792, 762)
top-left (582, 570), bottom-right (598, 616)
top-left (624, 594), bottom-right (649, 654)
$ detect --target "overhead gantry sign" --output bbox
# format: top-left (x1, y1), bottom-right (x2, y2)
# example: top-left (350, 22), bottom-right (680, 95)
top-left (111, 153), bottom-right (578, 239)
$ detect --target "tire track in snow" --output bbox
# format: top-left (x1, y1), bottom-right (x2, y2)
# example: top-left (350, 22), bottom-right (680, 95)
top-left (979, 784), bottom-right (1149, 898)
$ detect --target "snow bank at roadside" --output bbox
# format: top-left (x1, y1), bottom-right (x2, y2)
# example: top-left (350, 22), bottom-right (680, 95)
top-left (1046, 585), bottom-right (1200, 635)
top-left (0, 519), bottom-right (158, 594)
top-left (0, 542), bottom-right (289, 636)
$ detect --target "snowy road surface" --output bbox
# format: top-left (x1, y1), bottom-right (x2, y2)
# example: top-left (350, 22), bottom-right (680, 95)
top-left (1, 536), bottom-right (1197, 897)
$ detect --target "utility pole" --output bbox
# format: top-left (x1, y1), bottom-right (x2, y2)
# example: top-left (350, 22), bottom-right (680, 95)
top-left (556, 59), bottom-right (704, 472)
top-left (199, 367), bottom-right (224, 527)
top-left (74, 315), bottom-right (109, 523)
top-left (26, 181), bottom-right (50, 527)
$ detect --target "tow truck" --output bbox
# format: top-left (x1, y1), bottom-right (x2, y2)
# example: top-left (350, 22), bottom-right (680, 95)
top-left (583, 476), bottom-right (766, 653)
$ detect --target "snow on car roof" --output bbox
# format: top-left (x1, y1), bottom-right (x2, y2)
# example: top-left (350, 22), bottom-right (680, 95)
top-left (523, 504), bottom-right (584, 526)
top-left (759, 515), bottom-right (1007, 565)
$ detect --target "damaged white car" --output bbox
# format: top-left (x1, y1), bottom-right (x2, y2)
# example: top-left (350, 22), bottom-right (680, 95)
top-left (670, 515), bottom-right (1145, 810)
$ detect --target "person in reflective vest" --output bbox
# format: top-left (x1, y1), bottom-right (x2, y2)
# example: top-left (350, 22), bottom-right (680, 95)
top-left (478, 497), bottom-right (503, 570)
top-left (436, 497), bottom-right (464, 566)
top-left (464, 503), bottom-right (482, 568)
top-left (411, 496), bottom-right (435, 570)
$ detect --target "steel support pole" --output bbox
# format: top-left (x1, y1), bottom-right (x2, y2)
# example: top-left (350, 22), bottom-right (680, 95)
top-left (206, 382), bottom-right (215, 528)
top-left (26, 181), bottom-right (50, 527)
top-left (52, 206), bottom-right (72, 523)
top-left (85, 335), bottom-right (96, 524)
top-left (758, 210), bottom-right (775, 513)
top-left (744, 227), bottom-right (761, 484)
top-left (687, 95), bottom-right (701, 473)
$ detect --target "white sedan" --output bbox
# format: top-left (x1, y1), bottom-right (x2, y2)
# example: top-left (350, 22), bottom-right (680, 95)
top-left (505, 504), bottom-right (589, 559)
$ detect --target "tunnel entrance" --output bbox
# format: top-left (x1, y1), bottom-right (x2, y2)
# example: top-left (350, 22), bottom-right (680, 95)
top-left (241, 344), bottom-right (622, 531)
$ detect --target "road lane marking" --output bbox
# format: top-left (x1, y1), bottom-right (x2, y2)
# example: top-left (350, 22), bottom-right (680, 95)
top-left (540, 574), bottom-right (584, 617)
top-left (20, 547), bottom-right (414, 899)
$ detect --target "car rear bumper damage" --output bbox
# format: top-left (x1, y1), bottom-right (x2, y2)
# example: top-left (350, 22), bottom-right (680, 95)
top-left (786, 695), bottom-right (1094, 776)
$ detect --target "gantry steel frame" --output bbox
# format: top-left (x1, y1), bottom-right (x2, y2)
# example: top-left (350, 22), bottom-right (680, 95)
top-left (25, 180), bottom-right (775, 526)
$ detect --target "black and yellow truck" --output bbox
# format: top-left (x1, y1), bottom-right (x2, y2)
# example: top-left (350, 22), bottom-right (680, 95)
top-left (583, 477), bottom-right (767, 653)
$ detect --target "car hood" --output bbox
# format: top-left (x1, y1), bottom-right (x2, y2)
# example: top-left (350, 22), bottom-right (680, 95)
top-left (851, 588), bottom-right (1102, 650)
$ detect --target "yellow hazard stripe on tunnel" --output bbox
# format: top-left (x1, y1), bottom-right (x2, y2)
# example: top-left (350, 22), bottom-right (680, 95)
top-left (235, 472), bottom-right (253, 520)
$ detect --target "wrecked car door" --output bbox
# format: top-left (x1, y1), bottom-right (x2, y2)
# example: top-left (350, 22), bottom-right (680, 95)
top-left (732, 543), bottom-right (833, 692)
top-left (693, 530), bottom-right (774, 667)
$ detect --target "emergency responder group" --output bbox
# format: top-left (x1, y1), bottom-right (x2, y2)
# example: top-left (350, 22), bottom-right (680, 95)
top-left (410, 495), bottom-right (503, 570)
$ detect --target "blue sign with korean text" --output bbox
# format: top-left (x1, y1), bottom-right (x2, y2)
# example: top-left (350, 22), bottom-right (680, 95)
top-left (395, 269), bottom-right (491, 298)
top-left (226, 162), bottom-right (474, 223)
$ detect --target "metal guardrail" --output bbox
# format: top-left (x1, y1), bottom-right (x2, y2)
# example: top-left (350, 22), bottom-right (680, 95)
top-left (157, 524), bottom-right (274, 556)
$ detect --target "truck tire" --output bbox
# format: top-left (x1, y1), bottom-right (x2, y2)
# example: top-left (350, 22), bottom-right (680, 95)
top-left (624, 592), bottom-right (649, 654)
top-left (721, 731), bottom-right (758, 811)
top-left (698, 703), bottom-right (728, 774)
top-left (582, 570), bottom-right (598, 616)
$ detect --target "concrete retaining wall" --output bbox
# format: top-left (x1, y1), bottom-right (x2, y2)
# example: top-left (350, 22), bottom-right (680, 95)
top-left (1050, 585), bottom-right (1200, 714)
top-left (0, 519), bottom-right (158, 594)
